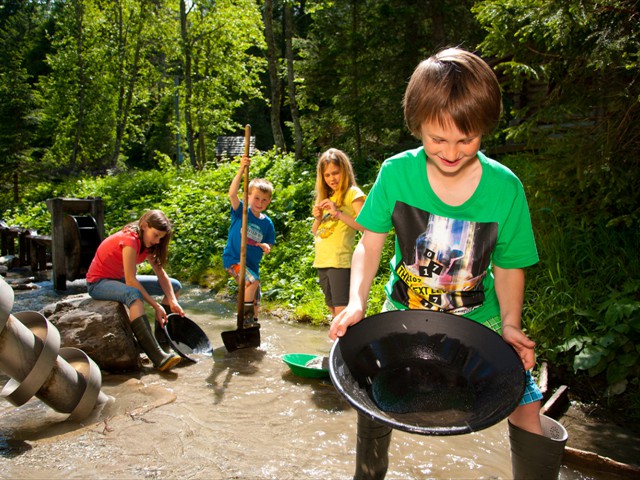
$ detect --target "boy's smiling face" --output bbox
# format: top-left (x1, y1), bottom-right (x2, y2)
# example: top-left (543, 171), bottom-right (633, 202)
top-left (248, 188), bottom-right (271, 215)
top-left (421, 118), bottom-right (482, 177)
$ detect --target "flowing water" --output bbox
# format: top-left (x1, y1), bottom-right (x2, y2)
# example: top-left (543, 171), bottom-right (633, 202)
top-left (0, 280), bottom-right (606, 479)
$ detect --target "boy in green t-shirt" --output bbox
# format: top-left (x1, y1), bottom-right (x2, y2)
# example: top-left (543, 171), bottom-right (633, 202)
top-left (330, 48), bottom-right (557, 479)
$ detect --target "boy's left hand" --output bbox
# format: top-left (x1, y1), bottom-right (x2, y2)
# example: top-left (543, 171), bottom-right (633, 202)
top-left (259, 243), bottom-right (271, 254)
top-left (502, 324), bottom-right (536, 370)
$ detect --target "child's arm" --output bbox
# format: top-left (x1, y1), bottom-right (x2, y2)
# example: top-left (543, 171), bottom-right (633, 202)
top-left (329, 229), bottom-right (388, 339)
top-left (122, 246), bottom-right (168, 324)
top-left (311, 204), bottom-right (323, 235)
top-left (335, 196), bottom-right (365, 231)
top-left (315, 196), bottom-right (366, 232)
top-left (493, 266), bottom-right (536, 370)
top-left (150, 260), bottom-right (184, 317)
top-left (229, 156), bottom-right (250, 211)
top-left (256, 243), bottom-right (272, 254)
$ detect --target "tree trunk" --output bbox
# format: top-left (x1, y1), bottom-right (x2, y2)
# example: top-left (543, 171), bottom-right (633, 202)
top-left (112, 0), bottom-right (145, 169)
top-left (350, 0), bottom-right (362, 160)
top-left (284, 3), bottom-right (302, 160)
top-left (180, 0), bottom-right (197, 168)
top-left (263, 0), bottom-right (286, 151)
top-left (70, 0), bottom-right (85, 172)
top-left (12, 171), bottom-right (19, 203)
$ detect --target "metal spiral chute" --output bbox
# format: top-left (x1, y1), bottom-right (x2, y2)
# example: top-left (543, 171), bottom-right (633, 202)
top-left (0, 277), bottom-right (107, 422)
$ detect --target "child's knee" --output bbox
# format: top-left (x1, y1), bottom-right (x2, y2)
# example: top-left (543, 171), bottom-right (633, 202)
top-left (123, 289), bottom-right (144, 307)
top-left (170, 278), bottom-right (182, 294)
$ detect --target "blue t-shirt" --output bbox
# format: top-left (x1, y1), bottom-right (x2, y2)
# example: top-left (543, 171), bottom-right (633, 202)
top-left (222, 200), bottom-right (276, 277)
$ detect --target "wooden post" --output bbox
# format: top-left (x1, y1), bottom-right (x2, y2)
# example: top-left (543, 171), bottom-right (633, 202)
top-left (46, 198), bottom-right (67, 290)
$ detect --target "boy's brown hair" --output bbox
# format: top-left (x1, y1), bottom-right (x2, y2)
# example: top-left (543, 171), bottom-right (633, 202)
top-left (403, 47), bottom-right (502, 138)
top-left (248, 178), bottom-right (274, 197)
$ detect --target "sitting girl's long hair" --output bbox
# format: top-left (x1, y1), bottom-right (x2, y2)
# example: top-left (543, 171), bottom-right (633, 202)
top-left (124, 210), bottom-right (172, 267)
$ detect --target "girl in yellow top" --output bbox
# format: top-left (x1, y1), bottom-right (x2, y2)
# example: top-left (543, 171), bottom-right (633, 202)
top-left (312, 148), bottom-right (366, 317)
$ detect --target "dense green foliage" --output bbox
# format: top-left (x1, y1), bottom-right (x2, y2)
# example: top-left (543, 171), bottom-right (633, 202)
top-left (507, 155), bottom-right (639, 418)
top-left (474, 0), bottom-right (640, 228)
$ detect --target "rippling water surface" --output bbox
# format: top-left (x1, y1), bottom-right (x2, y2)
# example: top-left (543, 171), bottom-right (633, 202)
top-left (0, 280), bottom-right (598, 479)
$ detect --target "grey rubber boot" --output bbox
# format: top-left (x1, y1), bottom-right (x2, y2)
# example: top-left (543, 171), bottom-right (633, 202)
top-left (154, 304), bottom-right (171, 349)
top-left (509, 414), bottom-right (568, 479)
top-left (353, 413), bottom-right (393, 480)
top-left (131, 315), bottom-right (181, 371)
top-left (243, 302), bottom-right (259, 329)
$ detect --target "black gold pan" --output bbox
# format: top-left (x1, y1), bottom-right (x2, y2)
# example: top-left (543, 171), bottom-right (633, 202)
top-left (329, 310), bottom-right (525, 436)
top-left (162, 313), bottom-right (213, 363)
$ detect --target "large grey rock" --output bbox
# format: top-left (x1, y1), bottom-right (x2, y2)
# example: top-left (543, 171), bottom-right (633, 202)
top-left (41, 294), bottom-right (141, 372)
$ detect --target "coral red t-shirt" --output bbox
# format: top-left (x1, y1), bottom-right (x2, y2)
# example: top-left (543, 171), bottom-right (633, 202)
top-left (86, 229), bottom-right (148, 283)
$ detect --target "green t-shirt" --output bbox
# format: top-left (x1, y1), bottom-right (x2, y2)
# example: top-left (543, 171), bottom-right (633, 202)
top-left (357, 147), bottom-right (538, 323)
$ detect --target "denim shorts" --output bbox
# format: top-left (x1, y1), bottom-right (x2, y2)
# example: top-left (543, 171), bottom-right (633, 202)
top-left (87, 275), bottom-right (181, 308)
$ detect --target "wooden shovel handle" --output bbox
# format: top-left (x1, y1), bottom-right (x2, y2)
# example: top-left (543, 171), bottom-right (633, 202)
top-left (237, 125), bottom-right (251, 328)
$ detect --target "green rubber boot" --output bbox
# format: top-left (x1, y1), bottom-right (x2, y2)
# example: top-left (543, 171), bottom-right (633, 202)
top-left (509, 414), bottom-right (568, 479)
top-left (131, 315), bottom-right (181, 371)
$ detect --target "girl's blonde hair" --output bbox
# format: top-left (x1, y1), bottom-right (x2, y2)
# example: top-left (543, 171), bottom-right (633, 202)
top-left (124, 209), bottom-right (173, 267)
top-left (315, 148), bottom-right (357, 208)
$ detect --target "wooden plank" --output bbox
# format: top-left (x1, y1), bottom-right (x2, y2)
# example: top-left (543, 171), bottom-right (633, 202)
top-left (564, 446), bottom-right (640, 478)
top-left (540, 384), bottom-right (569, 418)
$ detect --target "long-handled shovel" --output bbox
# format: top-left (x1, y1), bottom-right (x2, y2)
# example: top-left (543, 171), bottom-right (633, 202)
top-left (221, 125), bottom-right (261, 352)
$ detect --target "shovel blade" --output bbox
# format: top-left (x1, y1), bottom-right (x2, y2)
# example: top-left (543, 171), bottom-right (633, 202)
top-left (221, 326), bottom-right (261, 352)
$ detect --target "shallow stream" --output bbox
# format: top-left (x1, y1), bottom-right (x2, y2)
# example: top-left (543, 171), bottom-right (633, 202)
top-left (0, 280), bottom-right (607, 478)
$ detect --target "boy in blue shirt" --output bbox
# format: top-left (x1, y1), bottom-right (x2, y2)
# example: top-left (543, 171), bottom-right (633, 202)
top-left (223, 156), bottom-right (276, 327)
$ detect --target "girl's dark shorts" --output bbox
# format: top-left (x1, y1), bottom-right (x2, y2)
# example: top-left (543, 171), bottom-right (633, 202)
top-left (317, 267), bottom-right (350, 308)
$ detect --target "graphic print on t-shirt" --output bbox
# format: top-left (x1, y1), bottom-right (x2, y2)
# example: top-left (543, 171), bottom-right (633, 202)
top-left (391, 201), bottom-right (497, 314)
top-left (246, 221), bottom-right (265, 246)
top-left (316, 213), bottom-right (337, 239)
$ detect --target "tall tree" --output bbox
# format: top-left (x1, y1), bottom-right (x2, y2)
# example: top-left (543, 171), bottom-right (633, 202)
top-left (263, 0), bottom-right (286, 151)
top-left (284, 1), bottom-right (302, 160)
top-left (179, 0), bottom-right (197, 168)
top-left (298, 0), bottom-right (482, 163)
top-left (0, 0), bottom-right (45, 204)
top-left (473, 0), bottom-right (640, 226)
top-left (104, 0), bottom-right (166, 169)
top-left (38, 0), bottom-right (116, 174)
top-left (177, 0), bottom-right (265, 167)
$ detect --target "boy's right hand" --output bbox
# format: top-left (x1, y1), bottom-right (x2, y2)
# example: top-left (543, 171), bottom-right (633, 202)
top-left (329, 305), bottom-right (365, 340)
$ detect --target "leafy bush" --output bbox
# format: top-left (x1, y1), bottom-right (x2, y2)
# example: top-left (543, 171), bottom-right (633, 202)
top-left (506, 154), bottom-right (640, 420)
